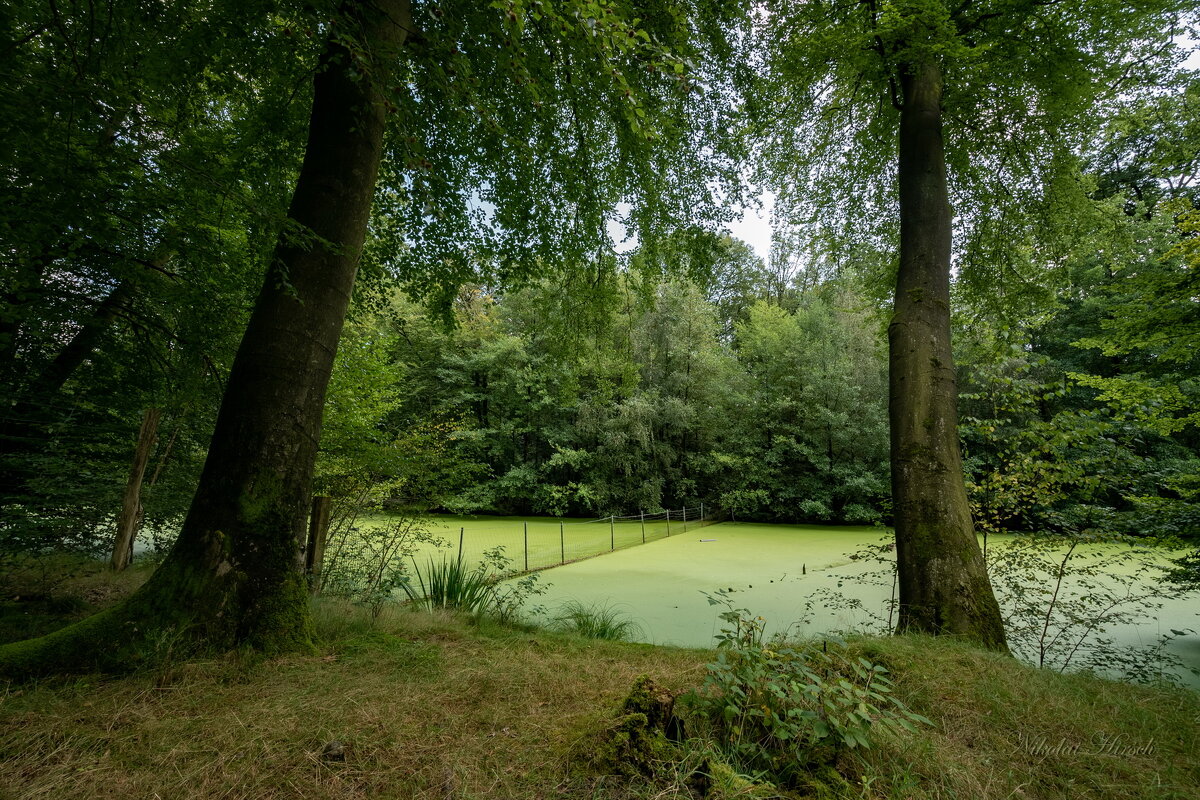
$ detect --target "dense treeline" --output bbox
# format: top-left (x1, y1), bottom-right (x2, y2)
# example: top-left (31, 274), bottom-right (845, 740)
top-left (311, 214), bottom-right (1200, 542)
top-left (318, 267), bottom-right (891, 522)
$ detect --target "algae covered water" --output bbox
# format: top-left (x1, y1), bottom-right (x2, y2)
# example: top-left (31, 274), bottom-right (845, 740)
top-left (508, 521), bottom-right (1200, 687)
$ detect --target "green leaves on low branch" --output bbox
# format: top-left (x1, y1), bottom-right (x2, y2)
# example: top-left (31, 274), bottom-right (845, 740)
top-left (986, 532), bottom-right (1195, 683)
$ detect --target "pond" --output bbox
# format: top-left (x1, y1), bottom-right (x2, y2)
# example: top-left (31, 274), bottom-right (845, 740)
top-left (502, 521), bottom-right (1200, 688)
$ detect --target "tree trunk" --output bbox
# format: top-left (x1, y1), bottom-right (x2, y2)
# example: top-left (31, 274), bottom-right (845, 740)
top-left (0, 0), bottom-right (412, 677)
top-left (305, 495), bottom-right (332, 594)
top-left (889, 61), bottom-right (1007, 651)
top-left (111, 408), bottom-right (162, 571)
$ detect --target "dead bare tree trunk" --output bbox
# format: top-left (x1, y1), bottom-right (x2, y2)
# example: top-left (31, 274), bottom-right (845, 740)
top-left (111, 408), bottom-right (161, 571)
top-left (305, 495), bottom-right (332, 594)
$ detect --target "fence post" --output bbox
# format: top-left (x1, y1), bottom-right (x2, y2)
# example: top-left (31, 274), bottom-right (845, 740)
top-left (458, 527), bottom-right (464, 563)
top-left (610, 515), bottom-right (615, 551)
top-left (560, 520), bottom-right (565, 564)
top-left (524, 521), bottom-right (529, 572)
top-left (666, 509), bottom-right (671, 536)
top-left (305, 495), bottom-right (332, 594)
top-left (683, 506), bottom-right (687, 531)
top-left (640, 511), bottom-right (645, 543)
top-left (700, 502), bottom-right (704, 521)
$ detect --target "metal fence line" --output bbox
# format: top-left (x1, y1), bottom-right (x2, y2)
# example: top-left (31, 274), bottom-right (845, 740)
top-left (443, 505), bottom-right (718, 575)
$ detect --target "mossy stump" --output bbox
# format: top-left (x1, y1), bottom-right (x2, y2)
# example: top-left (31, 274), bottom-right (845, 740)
top-left (584, 675), bottom-right (685, 779)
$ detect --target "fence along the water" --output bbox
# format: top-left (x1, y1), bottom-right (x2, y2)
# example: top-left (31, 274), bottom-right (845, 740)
top-left (429, 505), bottom-right (716, 574)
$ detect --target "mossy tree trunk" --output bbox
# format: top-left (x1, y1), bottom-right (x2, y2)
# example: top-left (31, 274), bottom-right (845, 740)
top-left (0, 0), bottom-right (412, 677)
top-left (889, 61), bottom-right (1008, 652)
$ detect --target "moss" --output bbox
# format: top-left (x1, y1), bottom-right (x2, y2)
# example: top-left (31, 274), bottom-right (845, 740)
top-left (791, 763), bottom-right (854, 798)
top-left (704, 759), bottom-right (779, 799)
top-left (580, 675), bottom-right (686, 780)
top-left (238, 569), bottom-right (315, 655)
top-left (589, 711), bottom-right (680, 778)
top-left (622, 673), bottom-right (683, 739)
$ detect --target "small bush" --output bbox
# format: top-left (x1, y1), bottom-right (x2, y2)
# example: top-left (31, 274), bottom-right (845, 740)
top-left (683, 599), bottom-right (930, 787)
top-left (319, 515), bottom-right (447, 619)
top-left (554, 600), bottom-right (641, 641)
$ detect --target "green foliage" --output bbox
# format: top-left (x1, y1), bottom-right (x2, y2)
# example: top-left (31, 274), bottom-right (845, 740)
top-left (758, 0), bottom-right (1192, 300)
top-left (553, 600), bottom-right (641, 641)
top-left (684, 598), bottom-right (930, 786)
top-left (366, 0), bottom-right (753, 311)
top-left (320, 515), bottom-right (447, 620)
top-left (478, 546), bottom-right (549, 625)
top-left (722, 290), bottom-right (889, 522)
top-left (985, 533), bottom-right (1195, 683)
top-left (375, 271), bottom-right (892, 524)
top-left (1070, 203), bottom-right (1200, 435)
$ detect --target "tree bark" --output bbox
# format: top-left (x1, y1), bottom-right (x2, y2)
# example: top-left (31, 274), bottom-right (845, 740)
top-left (0, 0), bottom-right (412, 677)
top-left (889, 61), bottom-right (1008, 651)
top-left (305, 495), bottom-right (332, 594)
top-left (111, 408), bottom-right (161, 571)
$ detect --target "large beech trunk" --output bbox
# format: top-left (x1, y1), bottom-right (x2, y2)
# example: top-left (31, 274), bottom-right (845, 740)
top-left (889, 61), bottom-right (1008, 651)
top-left (0, 0), bottom-right (411, 676)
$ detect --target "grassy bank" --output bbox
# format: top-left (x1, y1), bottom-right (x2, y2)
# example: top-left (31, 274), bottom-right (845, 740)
top-left (1, 569), bottom-right (1197, 799)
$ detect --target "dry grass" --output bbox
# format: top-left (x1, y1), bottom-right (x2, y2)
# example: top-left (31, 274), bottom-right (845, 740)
top-left (0, 601), bottom-right (708, 800)
top-left (845, 636), bottom-right (1200, 799)
top-left (0, 595), bottom-right (1197, 799)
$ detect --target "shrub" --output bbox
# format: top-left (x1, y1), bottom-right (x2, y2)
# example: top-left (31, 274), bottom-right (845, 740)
top-left (683, 598), bottom-right (930, 786)
top-left (401, 554), bottom-right (494, 614)
top-left (319, 515), bottom-right (447, 619)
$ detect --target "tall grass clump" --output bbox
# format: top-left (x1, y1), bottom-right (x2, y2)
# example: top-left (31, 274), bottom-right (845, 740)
top-left (554, 600), bottom-right (641, 641)
top-left (402, 554), bottom-right (494, 613)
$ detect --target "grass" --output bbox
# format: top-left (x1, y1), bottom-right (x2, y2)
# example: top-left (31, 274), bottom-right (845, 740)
top-left (401, 555), bottom-right (495, 613)
top-left (553, 600), bottom-right (642, 641)
top-left (0, 553), bottom-right (153, 645)
top-left (1, 568), bottom-right (1198, 799)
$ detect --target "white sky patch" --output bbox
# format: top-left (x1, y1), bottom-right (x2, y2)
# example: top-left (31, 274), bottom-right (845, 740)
top-left (725, 189), bottom-right (775, 264)
top-left (607, 214), bottom-right (637, 253)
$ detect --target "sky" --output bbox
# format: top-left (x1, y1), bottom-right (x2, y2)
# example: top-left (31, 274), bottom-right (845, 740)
top-left (725, 189), bottom-right (775, 264)
top-left (724, 40), bottom-right (1200, 267)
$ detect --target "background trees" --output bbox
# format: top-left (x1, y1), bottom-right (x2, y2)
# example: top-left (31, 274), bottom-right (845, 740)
top-left (325, 267), bottom-right (891, 523)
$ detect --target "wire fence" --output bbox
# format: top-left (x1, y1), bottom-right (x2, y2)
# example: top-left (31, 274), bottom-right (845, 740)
top-left (414, 505), bottom-right (721, 574)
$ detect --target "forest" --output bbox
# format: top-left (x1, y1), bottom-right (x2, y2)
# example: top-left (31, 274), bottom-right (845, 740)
top-left (2, 1), bottom-right (1199, 798)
